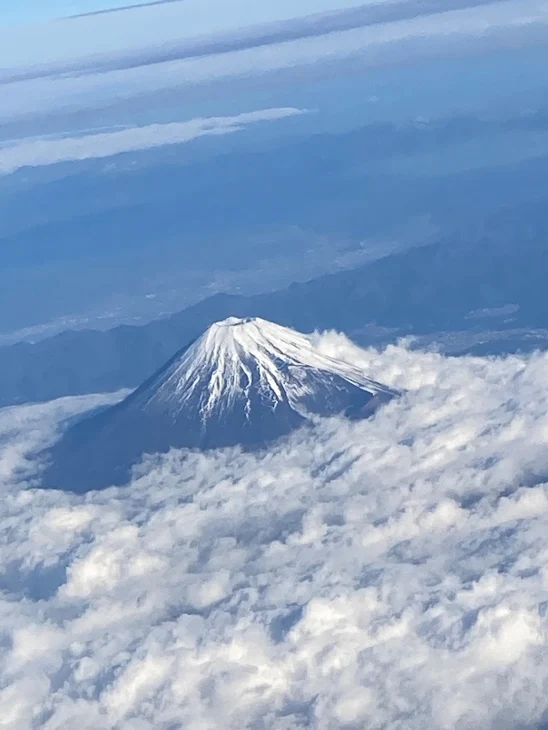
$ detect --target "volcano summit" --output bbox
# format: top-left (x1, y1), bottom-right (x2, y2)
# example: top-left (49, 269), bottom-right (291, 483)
top-left (42, 317), bottom-right (397, 492)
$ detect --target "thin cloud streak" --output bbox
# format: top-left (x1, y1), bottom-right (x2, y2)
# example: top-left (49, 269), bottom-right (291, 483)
top-left (0, 107), bottom-right (307, 175)
top-left (66, 0), bottom-right (186, 19)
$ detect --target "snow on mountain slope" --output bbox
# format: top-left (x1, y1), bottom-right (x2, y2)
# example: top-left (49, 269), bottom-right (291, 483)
top-left (42, 317), bottom-right (398, 492)
top-left (142, 316), bottom-right (396, 418)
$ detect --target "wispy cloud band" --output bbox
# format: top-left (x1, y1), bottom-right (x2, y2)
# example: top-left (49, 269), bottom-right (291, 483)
top-left (0, 107), bottom-right (307, 175)
top-left (2, 0), bottom-right (508, 83)
top-left (1, 0), bottom-right (547, 125)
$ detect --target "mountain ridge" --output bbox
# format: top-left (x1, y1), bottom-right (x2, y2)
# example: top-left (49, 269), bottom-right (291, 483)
top-left (3, 209), bottom-right (548, 409)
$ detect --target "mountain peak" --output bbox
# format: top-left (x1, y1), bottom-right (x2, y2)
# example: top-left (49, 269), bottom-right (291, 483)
top-left (42, 318), bottom-right (397, 492)
top-left (151, 316), bottom-right (394, 420)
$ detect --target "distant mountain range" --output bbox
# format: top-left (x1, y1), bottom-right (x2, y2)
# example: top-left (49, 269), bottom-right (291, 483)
top-left (1, 204), bottom-right (548, 410)
top-left (41, 317), bottom-right (397, 492)
top-left (3, 112), bottom-right (548, 339)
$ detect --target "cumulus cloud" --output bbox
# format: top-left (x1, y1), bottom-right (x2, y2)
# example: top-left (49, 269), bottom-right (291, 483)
top-left (2, 336), bottom-right (548, 728)
top-left (0, 107), bottom-right (306, 175)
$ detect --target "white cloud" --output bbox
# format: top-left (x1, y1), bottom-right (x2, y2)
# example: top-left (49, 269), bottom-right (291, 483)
top-left (2, 337), bottom-right (548, 728)
top-left (1, 0), bottom-right (547, 123)
top-left (0, 107), bottom-right (306, 175)
top-left (0, 0), bottom-right (511, 73)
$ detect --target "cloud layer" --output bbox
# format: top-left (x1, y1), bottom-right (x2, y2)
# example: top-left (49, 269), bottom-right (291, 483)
top-left (2, 0), bottom-right (548, 125)
top-left (2, 334), bottom-right (548, 728)
top-left (12, 0), bottom-right (509, 81)
top-left (0, 108), bottom-right (306, 174)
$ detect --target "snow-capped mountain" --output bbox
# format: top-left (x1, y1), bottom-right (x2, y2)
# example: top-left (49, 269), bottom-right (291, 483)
top-left (42, 317), bottom-right (397, 492)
